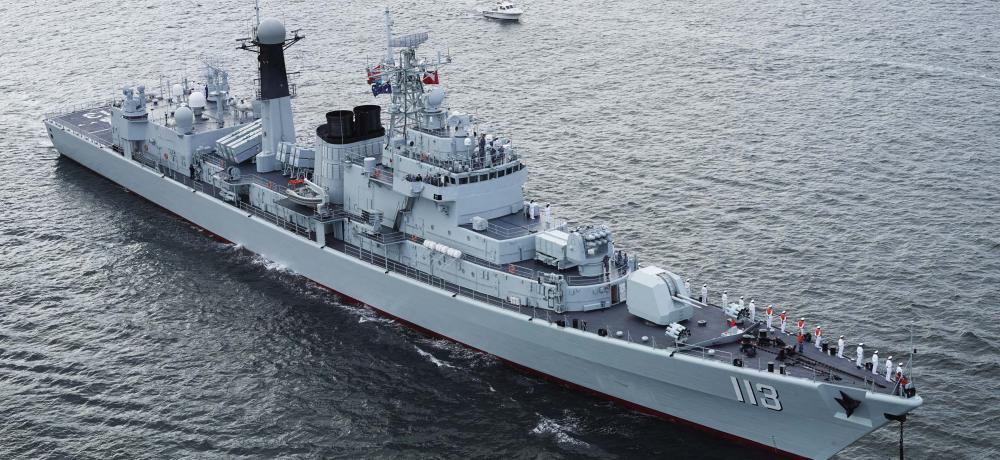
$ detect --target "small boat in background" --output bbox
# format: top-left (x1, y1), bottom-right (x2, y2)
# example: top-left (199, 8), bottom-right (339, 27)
top-left (482, 1), bottom-right (523, 21)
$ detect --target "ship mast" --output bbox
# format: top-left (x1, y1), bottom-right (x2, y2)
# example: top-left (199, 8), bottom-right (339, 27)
top-left (380, 8), bottom-right (447, 158)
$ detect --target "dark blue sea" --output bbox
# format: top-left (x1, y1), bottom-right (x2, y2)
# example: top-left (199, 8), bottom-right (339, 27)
top-left (1, 0), bottom-right (998, 458)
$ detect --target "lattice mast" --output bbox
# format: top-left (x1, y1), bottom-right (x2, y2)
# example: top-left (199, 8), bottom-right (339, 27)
top-left (377, 8), bottom-right (450, 152)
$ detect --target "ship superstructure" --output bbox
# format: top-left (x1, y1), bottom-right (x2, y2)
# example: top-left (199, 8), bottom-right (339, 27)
top-left (43, 8), bottom-right (922, 459)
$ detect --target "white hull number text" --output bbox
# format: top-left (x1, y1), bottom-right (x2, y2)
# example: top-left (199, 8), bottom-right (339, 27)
top-left (730, 376), bottom-right (782, 411)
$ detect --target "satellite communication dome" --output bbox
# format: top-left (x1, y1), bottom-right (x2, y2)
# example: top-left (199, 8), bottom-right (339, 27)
top-left (257, 18), bottom-right (286, 45)
top-left (174, 106), bottom-right (194, 134)
top-left (188, 91), bottom-right (207, 109)
top-left (426, 87), bottom-right (446, 109)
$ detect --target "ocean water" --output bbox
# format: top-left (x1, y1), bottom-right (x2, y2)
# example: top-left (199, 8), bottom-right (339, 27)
top-left (1, 0), bottom-right (998, 458)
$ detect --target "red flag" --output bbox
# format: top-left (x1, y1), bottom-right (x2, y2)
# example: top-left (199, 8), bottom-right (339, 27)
top-left (422, 70), bottom-right (439, 85)
top-left (366, 64), bottom-right (382, 84)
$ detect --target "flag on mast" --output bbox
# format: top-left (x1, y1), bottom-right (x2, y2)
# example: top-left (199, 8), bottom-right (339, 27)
top-left (422, 70), bottom-right (439, 85)
top-left (366, 64), bottom-right (383, 84)
top-left (371, 81), bottom-right (392, 96)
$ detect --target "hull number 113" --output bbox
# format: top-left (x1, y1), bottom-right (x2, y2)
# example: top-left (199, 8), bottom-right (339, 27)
top-left (730, 376), bottom-right (782, 411)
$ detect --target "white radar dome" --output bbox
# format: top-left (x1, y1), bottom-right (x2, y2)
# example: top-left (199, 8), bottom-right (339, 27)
top-left (257, 18), bottom-right (286, 45)
top-left (174, 106), bottom-right (194, 134)
top-left (188, 91), bottom-right (206, 109)
top-left (426, 87), bottom-right (446, 109)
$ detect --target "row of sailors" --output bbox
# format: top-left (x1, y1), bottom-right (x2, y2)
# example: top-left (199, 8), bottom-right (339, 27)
top-left (691, 279), bottom-right (907, 382)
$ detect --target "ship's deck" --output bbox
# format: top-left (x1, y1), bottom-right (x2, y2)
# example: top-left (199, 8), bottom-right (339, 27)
top-left (49, 106), bottom-right (114, 146)
top-left (460, 210), bottom-right (543, 240)
top-left (564, 301), bottom-right (900, 393)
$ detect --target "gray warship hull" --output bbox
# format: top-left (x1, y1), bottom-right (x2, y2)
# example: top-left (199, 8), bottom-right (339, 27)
top-left (46, 111), bottom-right (922, 459)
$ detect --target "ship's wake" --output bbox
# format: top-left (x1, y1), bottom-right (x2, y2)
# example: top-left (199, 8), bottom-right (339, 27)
top-left (530, 413), bottom-right (590, 448)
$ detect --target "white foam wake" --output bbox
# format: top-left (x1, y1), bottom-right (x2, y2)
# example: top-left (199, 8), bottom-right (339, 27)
top-left (414, 346), bottom-right (456, 369)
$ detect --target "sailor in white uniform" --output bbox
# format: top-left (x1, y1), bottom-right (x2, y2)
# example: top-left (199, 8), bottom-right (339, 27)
top-left (685, 278), bottom-right (691, 294)
top-left (738, 296), bottom-right (745, 309)
top-left (885, 356), bottom-right (893, 380)
top-left (837, 335), bottom-right (845, 358)
top-left (528, 200), bottom-right (537, 220)
top-left (855, 343), bottom-right (864, 368)
top-left (721, 291), bottom-right (728, 308)
top-left (871, 350), bottom-right (879, 374)
top-left (543, 203), bottom-right (552, 229)
top-left (895, 363), bottom-right (904, 379)
top-left (748, 299), bottom-right (756, 322)
top-left (701, 284), bottom-right (708, 304)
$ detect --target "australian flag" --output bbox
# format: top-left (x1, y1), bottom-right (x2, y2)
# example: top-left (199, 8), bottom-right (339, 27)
top-left (371, 81), bottom-right (392, 97)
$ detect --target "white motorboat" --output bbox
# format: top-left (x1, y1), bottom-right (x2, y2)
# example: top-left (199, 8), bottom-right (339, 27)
top-left (482, 1), bottom-right (522, 21)
top-left (285, 178), bottom-right (325, 207)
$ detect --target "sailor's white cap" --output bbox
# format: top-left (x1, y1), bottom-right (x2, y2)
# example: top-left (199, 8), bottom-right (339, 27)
top-left (840, 335), bottom-right (844, 338)
top-left (859, 342), bottom-right (865, 346)
top-left (888, 356), bottom-right (893, 359)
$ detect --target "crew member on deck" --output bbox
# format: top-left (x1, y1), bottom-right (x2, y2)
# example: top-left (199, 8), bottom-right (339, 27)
top-left (837, 335), bottom-right (845, 358)
top-left (543, 203), bottom-right (552, 229)
top-left (749, 299), bottom-right (756, 322)
top-left (701, 284), bottom-right (708, 304)
top-left (885, 356), bottom-right (893, 380)
top-left (814, 325), bottom-right (823, 349)
top-left (766, 305), bottom-right (774, 330)
top-left (871, 350), bottom-right (880, 375)
top-left (685, 278), bottom-right (691, 294)
top-left (797, 317), bottom-right (805, 335)
top-left (797, 333), bottom-right (804, 353)
top-left (738, 296), bottom-right (745, 309)
top-left (856, 343), bottom-right (865, 368)
top-left (779, 311), bottom-right (787, 334)
top-left (721, 291), bottom-right (729, 308)
top-left (529, 200), bottom-right (537, 220)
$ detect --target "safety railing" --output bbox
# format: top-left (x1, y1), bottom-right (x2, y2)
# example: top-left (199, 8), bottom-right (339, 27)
top-left (360, 230), bottom-right (407, 245)
top-left (371, 165), bottom-right (394, 185)
top-left (239, 174), bottom-right (287, 194)
top-left (237, 201), bottom-right (311, 237)
top-left (42, 99), bottom-right (118, 120)
top-left (670, 344), bottom-right (735, 365)
top-left (484, 219), bottom-right (539, 239)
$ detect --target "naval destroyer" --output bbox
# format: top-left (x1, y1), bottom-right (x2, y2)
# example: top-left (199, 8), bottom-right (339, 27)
top-left (43, 8), bottom-right (922, 459)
